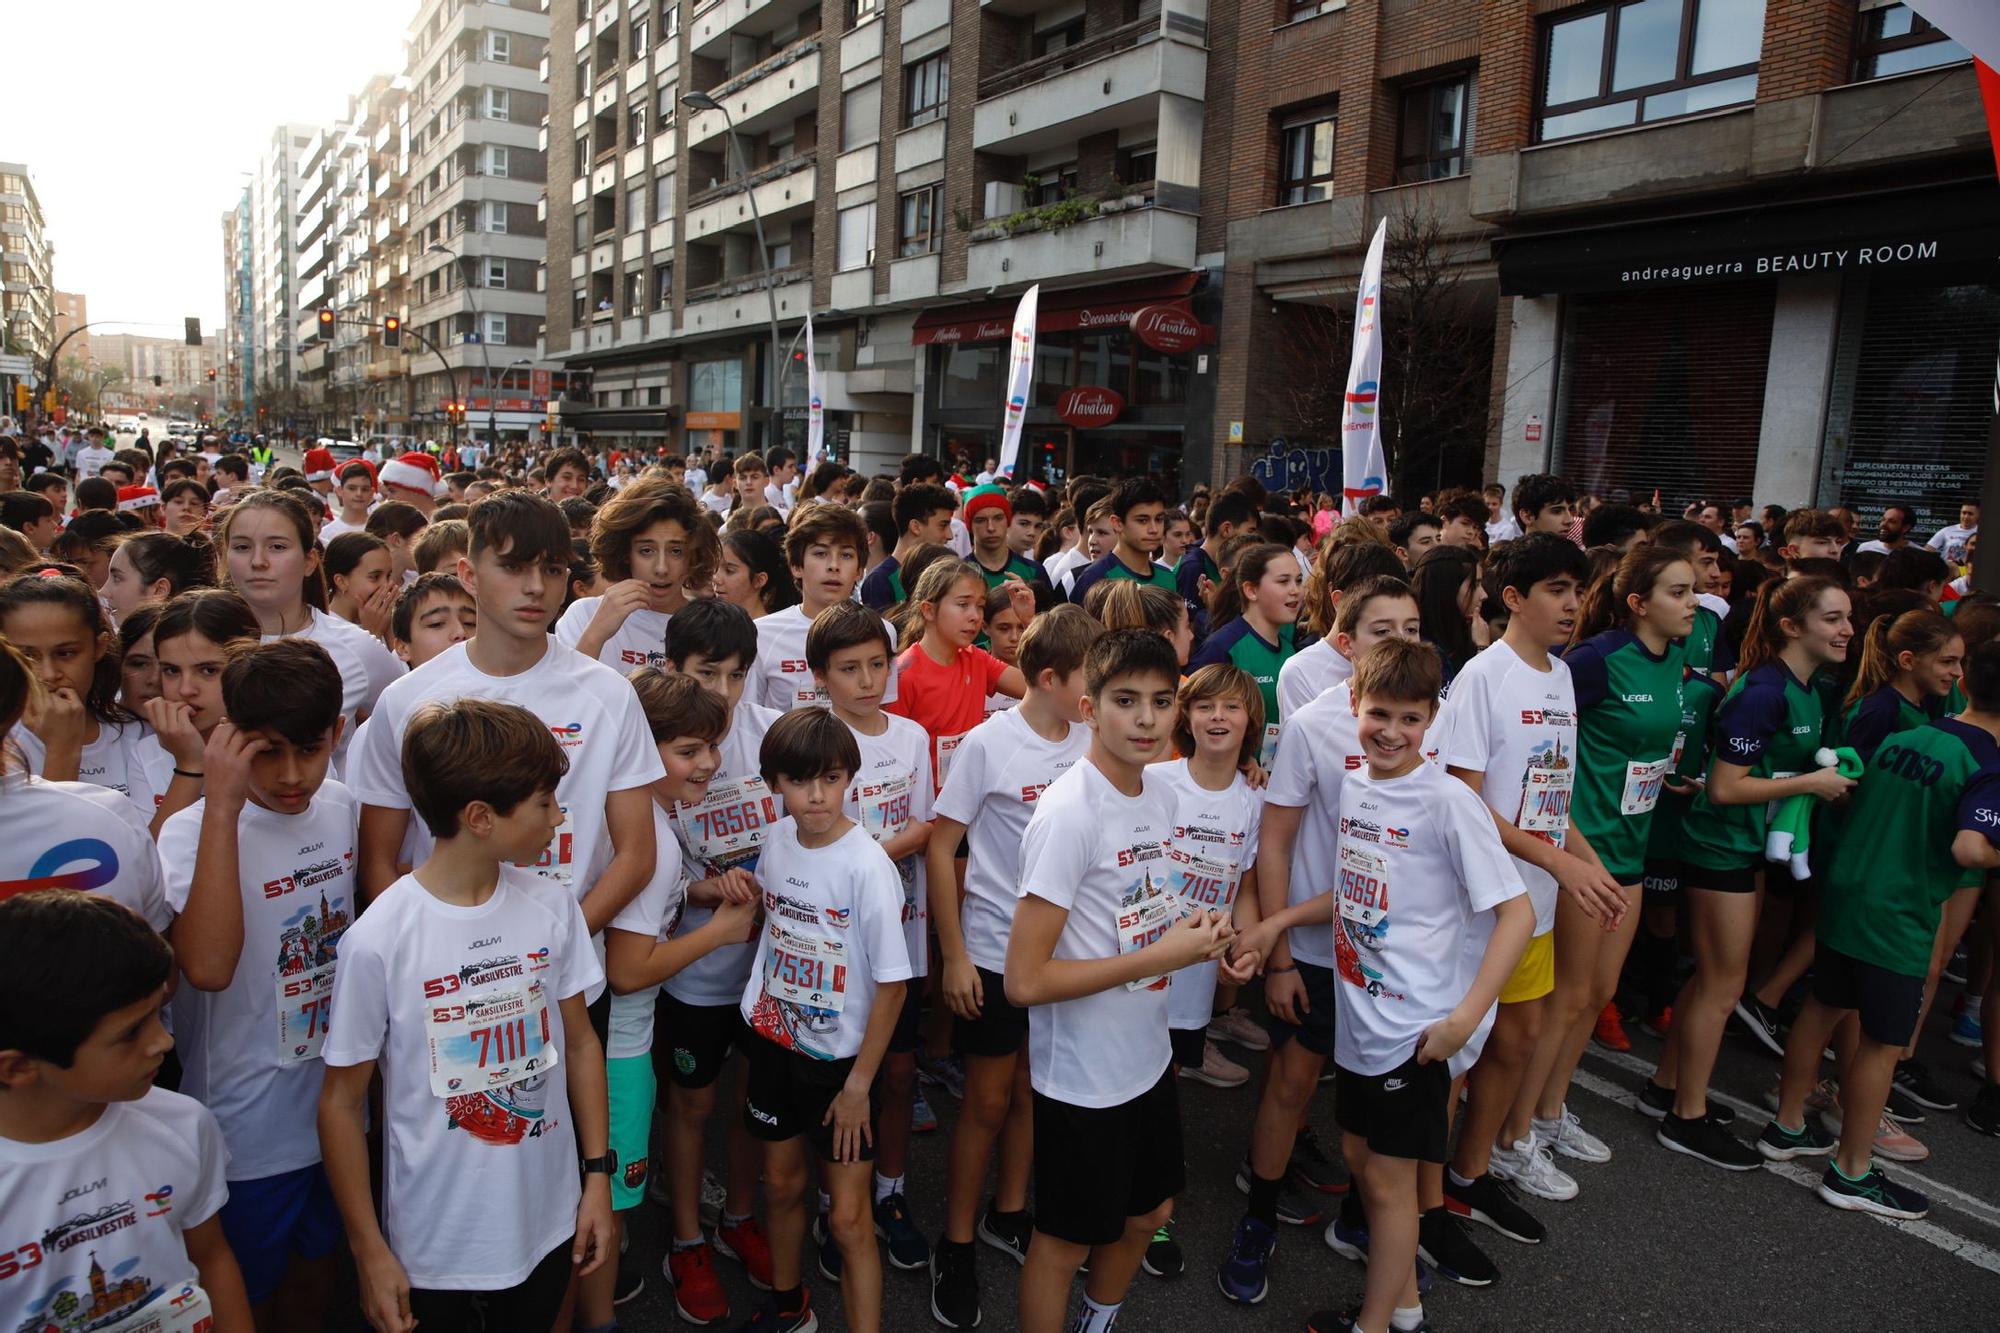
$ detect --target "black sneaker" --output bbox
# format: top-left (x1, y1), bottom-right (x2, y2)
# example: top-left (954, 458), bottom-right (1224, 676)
top-left (974, 1205), bottom-right (1031, 1266)
top-left (1140, 1217), bottom-right (1183, 1278)
top-left (1944, 945), bottom-right (1969, 985)
top-left (1443, 1171), bottom-right (1544, 1245)
top-left (1894, 1059), bottom-right (1957, 1112)
top-left (1968, 1084), bottom-right (2000, 1137)
top-left (1231, 1159), bottom-right (1328, 1226)
top-left (1291, 1126), bottom-right (1350, 1194)
top-left (1637, 1080), bottom-right (1735, 1125)
top-left (928, 1239), bottom-right (980, 1329)
top-left (1885, 1082), bottom-right (1929, 1125)
top-left (1304, 1307), bottom-right (1429, 1333)
top-left (614, 1249), bottom-right (646, 1306)
top-left (875, 1192), bottom-right (928, 1272)
top-left (1657, 1111), bottom-right (1762, 1171)
top-left (1732, 997), bottom-right (1785, 1056)
top-left (1418, 1206), bottom-right (1497, 1287)
top-left (811, 1211), bottom-right (841, 1284)
top-left (1757, 1116), bottom-right (1836, 1162)
top-left (1817, 1163), bottom-right (1930, 1219)
top-left (740, 1288), bottom-right (817, 1333)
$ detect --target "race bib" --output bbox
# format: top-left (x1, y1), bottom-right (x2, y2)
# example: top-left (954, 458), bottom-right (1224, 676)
top-left (1766, 770), bottom-right (1800, 823)
top-left (763, 921), bottom-right (847, 1014)
top-left (426, 977), bottom-right (560, 1099)
top-left (275, 961), bottom-right (337, 1066)
top-left (855, 772), bottom-right (913, 845)
top-left (514, 804), bottom-right (575, 889)
top-left (934, 731), bottom-right (969, 789)
top-left (1116, 878), bottom-right (1180, 992)
top-left (100, 1280), bottom-right (212, 1333)
top-left (1620, 757), bottom-right (1672, 816)
top-left (679, 775), bottom-right (779, 875)
top-left (1168, 846), bottom-right (1241, 911)
top-left (1259, 722), bottom-right (1282, 770)
top-left (1337, 842), bottom-right (1390, 928)
top-left (1518, 765), bottom-right (1573, 841)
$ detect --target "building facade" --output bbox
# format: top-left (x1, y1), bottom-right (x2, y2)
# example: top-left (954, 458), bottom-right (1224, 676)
top-left (222, 188), bottom-right (255, 414)
top-left (0, 163), bottom-right (55, 365)
top-left (249, 125), bottom-right (321, 415)
top-left (52, 290), bottom-right (89, 373)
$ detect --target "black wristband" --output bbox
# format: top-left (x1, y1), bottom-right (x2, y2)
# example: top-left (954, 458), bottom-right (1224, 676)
top-left (1265, 963), bottom-right (1298, 974)
top-left (173, 768), bottom-right (204, 780)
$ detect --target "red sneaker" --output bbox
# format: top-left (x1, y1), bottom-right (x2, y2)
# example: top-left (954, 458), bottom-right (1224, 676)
top-left (664, 1241), bottom-right (730, 1325)
top-left (716, 1215), bottom-right (775, 1291)
top-left (1593, 1003), bottom-right (1632, 1052)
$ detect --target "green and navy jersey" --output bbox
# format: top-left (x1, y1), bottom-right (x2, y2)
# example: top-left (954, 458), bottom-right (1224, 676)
top-left (975, 552), bottom-right (1045, 593)
top-left (1646, 671), bottom-right (1725, 862)
top-left (1176, 547), bottom-right (1220, 641)
top-left (1843, 684), bottom-right (1931, 765)
top-left (1679, 661), bottom-right (1826, 871)
top-left (1563, 630), bottom-right (1687, 881)
top-left (1682, 602), bottom-right (1730, 678)
top-left (1188, 618), bottom-right (1298, 765)
top-left (1820, 719), bottom-right (2000, 977)
top-left (1068, 551), bottom-right (1178, 606)
top-left (859, 556), bottom-right (905, 611)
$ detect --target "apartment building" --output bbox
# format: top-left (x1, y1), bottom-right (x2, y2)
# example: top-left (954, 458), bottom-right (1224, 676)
top-left (52, 291), bottom-right (89, 373)
top-left (222, 189), bottom-right (254, 414)
top-left (0, 163), bottom-right (55, 365)
top-left (249, 125), bottom-right (319, 412)
top-left (1214, 0), bottom-right (1996, 528)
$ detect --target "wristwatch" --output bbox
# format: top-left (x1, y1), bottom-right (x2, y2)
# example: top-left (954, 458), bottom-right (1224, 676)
top-left (580, 1150), bottom-right (619, 1177)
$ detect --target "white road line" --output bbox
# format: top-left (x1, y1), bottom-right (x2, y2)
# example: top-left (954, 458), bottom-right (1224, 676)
top-left (1578, 1045), bottom-right (2000, 1232)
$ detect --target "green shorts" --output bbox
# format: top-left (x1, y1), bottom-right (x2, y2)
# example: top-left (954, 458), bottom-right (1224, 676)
top-left (607, 1052), bottom-right (658, 1211)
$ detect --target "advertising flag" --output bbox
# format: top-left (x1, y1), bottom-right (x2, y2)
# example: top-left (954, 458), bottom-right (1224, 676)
top-left (996, 284), bottom-right (1039, 481)
top-left (804, 309), bottom-right (825, 466)
top-left (1340, 219), bottom-right (1389, 516)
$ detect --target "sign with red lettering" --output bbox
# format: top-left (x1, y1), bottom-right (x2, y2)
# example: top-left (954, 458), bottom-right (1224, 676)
top-left (1129, 304), bottom-right (1204, 353)
top-left (1056, 385), bottom-right (1124, 429)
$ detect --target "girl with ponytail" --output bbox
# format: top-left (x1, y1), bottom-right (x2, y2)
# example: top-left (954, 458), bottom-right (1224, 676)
top-left (1841, 608), bottom-right (1962, 763)
top-left (104, 529), bottom-right (218, 624)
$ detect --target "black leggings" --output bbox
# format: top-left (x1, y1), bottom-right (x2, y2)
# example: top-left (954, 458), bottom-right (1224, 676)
top-left (408, 1236), bottom-right (573, 1332)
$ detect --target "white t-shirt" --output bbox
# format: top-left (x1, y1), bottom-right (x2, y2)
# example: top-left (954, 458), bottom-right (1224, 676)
top-left (74, 443), bottom-right (116, 477)
top-left (553, 597), bottom-right (673, 671)
top-left (841, 713), bottom-right (934, 977)
top-left (739, 819), bottom-right (913, 1062)
top-left (160, 783), bottom-right (359, 1180)
top-left (10, 719), bottom-right (160, 818)
top-left (0, 1089), bottom-right (228, 1333)
top-left (347, 640), bottom-right (665, 939)
top-left (1484, 516), bottom-right (1522, 544)
top-left (0, 770), bottom-right (169, 931)
top-left (948, 515), bottom-right (972, 558)
top-left (1930, 523), bottom-right (1977, 565)
top-left (745, 604), bottom-right (822, 711)
top-left (764, 480), bottom-right (792, 515)
top-left (1432, 638), bottom-right (1575, 935)
top-left (320, 514), bottom-right (370, 543)
top-left (1262, 682), bottom-right (1366, 969)
top-left (605, 801), bottom-right (685, 1059)
top-left (1019, 759), bottom-right (1179, 1108)
top-left (1157, 760), bottom-right (1263, 1030)
top-left (933, 705), bottom-right (1090, 973)
top-left (700, 489), bottom-right (734, 516)
top-left (1276, 638), bottom-right (1352, 717)
top-left (664, 702), bottom-right (782, 1006)
top-left (1043, 546), bottom-right (1087, 592)
top-left (1333, 760), bottom-right (1526, 1077)
top-left (321, 868), bottom-right (601, 1290)
top-left (270, 608), bottom-right (406, 767)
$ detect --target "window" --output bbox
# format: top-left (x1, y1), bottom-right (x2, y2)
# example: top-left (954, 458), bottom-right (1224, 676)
top-left (484, 314), bottom-right (508, 346)
top-left (486, 259), bottom-right (508, 289)
top-left (653, 263), bottom-right (673, 310)
top-left (1027, 165), bottom-right (1078, 207)
top-left (654, 173), bottom-right (674, 219)
top-left (573, 206), bottom-right (591, 249)
top-left (627, 184), bottom-right (647, 233)
top-left (628, 99), bottom-right (648, 147)
top-left (689, 360), bottom-right (743, 413)
top-left (483, 200), bottom-right (510, 234)
top-left (573, 286), bottom-right (587, 323)
top-left (843, 82), bottom-right (882, 149)
top-left (575, 132), bottom-right (590, 170)
top-left (1034, 19), bottom-right (1086, 58)
top-left (486, 88), bottom-right (511, 121)
top-left (899, 185), bottom-right (941, 258)
top-left (665, 3), bottom-right (679, 39)
top-left (767, 240), bottom-right (793, 269)
top-left (1287, 0), bottom-right (1341, 19)
top-left (850, 0), bottom-right (881, 28)
top-left (1119, 143), bottom-right (1158, 186)
top-left (1396, 74), bottom-right (1472, 183)
top-left (624, 268), bottom-right (645, 317)
top-left (1276, 102), bottom-right (1337, 205)
top-left (1537, 0), bottom-right (1764, 142)
top-left (837, 203), bottom-right (876, 270)
top-left (659, 94), bottom-right (677, 132)
top-left (576, 56), bottom-right (592, 93)
top-left (905, 54), bottom-right (949, 128)
top-left (1855, 4), bottom-right (1969, 80)
top-left (486, 31), bottom-right (511, 62)
top-left (485, 145), bottom-right (510, 177)
top-left (631, 13), bottom-right (648, 55)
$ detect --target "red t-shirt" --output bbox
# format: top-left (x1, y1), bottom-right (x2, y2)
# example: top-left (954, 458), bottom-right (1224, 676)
top-left (886, 643), bottom-right (1008, 787)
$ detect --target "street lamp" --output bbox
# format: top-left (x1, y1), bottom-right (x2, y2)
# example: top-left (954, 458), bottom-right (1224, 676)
top-left (427, 241), bottom-right (496, 448)
top-left (683, 90), bottom-right (786, 450)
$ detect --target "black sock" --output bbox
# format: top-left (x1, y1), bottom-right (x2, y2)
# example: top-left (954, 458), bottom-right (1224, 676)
top-left (988, 1203), bottom-right (1029, 1225)
top-left (1638, 928), bottom-right (1676, 1014)
top-left (1247, 1172), bottom-right (1281, 1228)
top-left (774, 1284), bottom-right (804, 1314)
top-left (1339, 1186), bottom-right (1367, 1230)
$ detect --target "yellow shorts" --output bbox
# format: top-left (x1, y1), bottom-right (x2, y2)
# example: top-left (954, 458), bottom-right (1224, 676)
top-left (1499, 930), bottom-right (1556, 1005)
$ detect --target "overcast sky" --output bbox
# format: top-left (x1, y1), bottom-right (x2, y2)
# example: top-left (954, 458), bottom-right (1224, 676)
top-left (10, 0), bottom-right (418, 337)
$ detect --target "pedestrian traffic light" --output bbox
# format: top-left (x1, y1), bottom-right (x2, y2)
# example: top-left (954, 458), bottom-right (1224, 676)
top-left (317, 309), bottom-right (335, 341)
top-left (383, 315), bottom-right (402, 348)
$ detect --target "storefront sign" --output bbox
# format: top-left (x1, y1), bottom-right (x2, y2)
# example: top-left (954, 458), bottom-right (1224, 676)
top-left (912, 276), bottom-right (1204, 346)
top-left (1056, 385), bottom-right (1125, 429)
top-left (685, 411), bottom-right (740, 430)
top-left (1524, 414), bottom-right (1543, 443)
top-left (1129, 304), bottom-right (1205, 353)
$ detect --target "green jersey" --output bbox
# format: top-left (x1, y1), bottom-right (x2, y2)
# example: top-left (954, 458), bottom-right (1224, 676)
top-left (975, 552), bottom-right (1043, 592)
top-left (1843, 684), bottom-right (1929, 764)
top-left (1680, 661), bottom-right (1825, 871)
top-left (1563, 630), bottom-right (1687, 881)
top-left (1647, 671), bottom-right (1725, 864)
top-left (1819, 719), bottom-right (2000, 977)
top-left (1188, 617), bottom-right (1298, 766)
top-left (1683, 603), bottom-right (1725, 677)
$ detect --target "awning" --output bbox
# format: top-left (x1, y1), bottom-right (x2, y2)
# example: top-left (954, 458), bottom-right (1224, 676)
top-left (911, 273), bottom-right (1202, 346)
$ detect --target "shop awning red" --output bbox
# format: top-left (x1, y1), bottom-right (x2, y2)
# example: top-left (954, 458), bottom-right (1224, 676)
top-left (911, 273), bottom-right (1201, 346)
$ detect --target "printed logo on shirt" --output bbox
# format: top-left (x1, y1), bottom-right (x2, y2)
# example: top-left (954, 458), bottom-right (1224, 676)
top-left (549, 721), bottom-right (586, 748)
top-left (526, 947), bottom-right (552, 970)
top-left (1726, 735), bottom-right (1758, 757)
top-left (619, 649), bottom-right (667, 667)
top-left (1339, 816), bottom-right (1383, 843)
top-left (1518, 707), bottom-right (1575, 727)
top-left (821, 906), bottom-right (852, 930)
top-left (0, 837), bottom-right (120, 900)
top-left (1384, 827), bottom-right (1410, 848)
top-left (1621, 694), bottom-right (1655, 704)
top-left (143, 1186), bottom-right (175, 1218)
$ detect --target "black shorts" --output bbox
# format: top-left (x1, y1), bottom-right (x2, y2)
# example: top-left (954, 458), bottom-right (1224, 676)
top-left (1269, 961), bottom-right (1338, 1057)
top-left (1643, 860), bottom-right (1687, 903)
top-left (1169, 1026), bottom-right (1206, 1069)
top-left (743, 1038), bottom-right (873, 1162)
top-left (655, 993), bottom-right (749, 1089)
top-left (1684, 862), bottom-right (1761, 895)
top-left (888, 984), bottom-right (923, 1055)
top-left (1032, 1068), bottom-right (1185, 1247)
top-left (952, 966), bottom-right (1030, 1059)
top-left (1812, 943), bottom-right (1925, 1047)
top-left (588, 988), bottom-right (611, 1045)
top-left (1334, 1052), bottom-right (1452, 1163)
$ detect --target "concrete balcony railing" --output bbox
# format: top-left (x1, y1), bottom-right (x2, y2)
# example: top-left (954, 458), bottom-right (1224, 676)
top-left (686, 37), bottom-right (821, 147)
top-left (965, 201), bottom-right (1195, 290)
top-left (680, 266), bottom-right (813, 338)
top-left (683, 151), bottom-right (816, 241)
top-left (973, 21), bottom-right (1205, 156)
top-left (690, 0), bottom-right (821, 62)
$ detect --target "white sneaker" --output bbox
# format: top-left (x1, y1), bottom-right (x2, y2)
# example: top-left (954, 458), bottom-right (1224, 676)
top-left (1178, 1039), bottom-right (1250, 1088)
top-left (1206, 1006), bottom-right (1272, 1052)
top-left (1488, 1130), bottom-right (1579, 1202)
top-left (1533, 1103), bottom-right (1611, 1165)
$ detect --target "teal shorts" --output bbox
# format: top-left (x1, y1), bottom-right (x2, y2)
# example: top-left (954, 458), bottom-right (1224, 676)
top-left (608, 1052), bottom-right (658, 1211)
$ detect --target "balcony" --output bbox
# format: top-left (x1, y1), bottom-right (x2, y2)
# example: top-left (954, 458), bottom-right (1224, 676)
top-left (686, 37), bottom-right (820, 147)
top-left (972, 20), bottom-right (1205, 156)
top-left (689, 0), bottom-right (819, 61)
top-left (679, 266), bottom-right (812, 338)
top-left (683, 152), bottom-right (816, 242)
top-left (964, 200), bottom-right (1195, 290)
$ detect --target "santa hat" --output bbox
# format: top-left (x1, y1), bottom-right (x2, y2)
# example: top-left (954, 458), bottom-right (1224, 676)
top-left (961, 483), bottom-right (1012, 524)
top-left (337, 457), bottom-right (378, 487)
top-left (302, 447), bottom-right (337, 482)
top-left (117, 485), bottom-right (161, 513)
top-left (380, 451), bottom-right (442, 496)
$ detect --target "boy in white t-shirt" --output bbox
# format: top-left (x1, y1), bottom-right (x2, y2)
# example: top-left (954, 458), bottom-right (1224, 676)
top-left (385, 572), bottom-right (478, 670)
top-left (319, 699), bottom-right (614, 1330)
top-left (1004, 629), bottom-right (1244, 1333)
top-left (160, 640), bottom-right (357, 1326)
top-left (739, 708), bottom-right (913, 1333)
top-left (746, 502), bottom-right (870, 711)
top-left (811, 602), bottom-right (937, 1276)
top-left (554, 477), bottom-right (711, 669)
top-left (0, 892), bottom-right (253, 1333)
top-left (926, 604), bottom-right (1101, 1332)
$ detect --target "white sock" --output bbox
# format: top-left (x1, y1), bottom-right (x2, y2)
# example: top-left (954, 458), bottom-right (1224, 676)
top-left (874, 1172), bottom-right (904, 1204)
top-left (1070, 1295), bottom-right (1121, 1333)
top-left (1392, 1304), bottom-right (1427, 1331)
top-left (1969, 995), bottom-right (1984, 1018)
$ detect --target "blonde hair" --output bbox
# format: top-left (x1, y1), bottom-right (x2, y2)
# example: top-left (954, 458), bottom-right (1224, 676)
top-left (1173, 663), bottom-right (1264, 769)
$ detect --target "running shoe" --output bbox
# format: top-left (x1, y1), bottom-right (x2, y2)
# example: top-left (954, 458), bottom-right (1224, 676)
top-left (614, 1249), bottom-right (646, 1306)
top-left (1950, 1011), bottom-right (1984, 1048)
top-left (1966, 1083), bottom-right (2000, 1136)
top-left (911, 1089), bottom-right (939, 1134)
top-left (875, 1192), bottom-right (929, 1271)
top-left (1418, 1206), bottom-right (1497, 1288)
top-left (663, 1241), bottom-right (730, 1326)
top-left (1231, 1160), bottom-right (1327, 1227)
top-left (975, 1205), bottom-right (1032, 1265)
top-left (1593, 1002), bottom-right (1632, 1052)
top-left (1141, 1217), bottom-right (1184, 1278)
top-left (1732, 996), bottom-right (1785, 1056)
top-left (1207, 1005), bottom-right (1272, 1051)
top-left (1639, 1006), bottom-right (1673, 1040)
top-left (928, 1240), bottom-right (980, 1330)
top-left (1321, 1216), bottom-right (1432, 1297)
top-left (739, 1289), bottom-right (818, 1333)
top-left (1291, 1126), bottom-right (1351, 1194)
top-left (1638, 1080), bottom-right (1735, 1125)
top-left (1532, 1103), bottom-right (1612, 1165)
top-left (716, 1215), bottom-right (774, 1290)
top-left (1943, 945), bottom-right (1969, 986)
top-left (1885, 1084), bottom-right (1927, 1126)
top-left (1488, 1130), bottom-right (1579, 1201)
top-left (1757, 1117), bottom-right (1836, 1161)
top-left (1817, 1163), bottom-right (1930, 1220)
top-left (1868, 1112), bottom-right (1930, 1163)
top-left (1894, 1060), bottom-right (1957, 1112)
top-left (1443, 1171), bottom-right (1545, 1245)
top-left (810, 1212), bottom-right (841, 1284)
top-left (1215, 1215), bottom-right (1276, 1305)
top-left (1179, 1039), bottom-right (1250, 1088)
top-left (1656, 1111), bottom-right (1762, 1171)
top-left (1763, 1075), bottom-right (1837, 1119)
top-left (916, 1050), bottom-right (966, 1101)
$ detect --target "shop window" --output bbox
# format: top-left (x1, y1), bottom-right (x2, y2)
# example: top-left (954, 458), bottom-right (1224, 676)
top-left (938, 343), bottom-right (1003, 412)
top-left (1395, 74), bottom-right (1473, 184)
top-left (1538, 0), bottom-right (1764, 142)
top-left (905, 54), bottom-right (949, 128)
top-left (1854, 3), bottom-right (1969, 80)
top-left (690, 359), bottom-right (743, 412)
top-left (1276, 102), bottom-right (1337, 206)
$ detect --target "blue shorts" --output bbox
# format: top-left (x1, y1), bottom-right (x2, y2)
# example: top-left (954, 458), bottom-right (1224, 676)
top-left (218, 1162), bottom-right (341, 1304)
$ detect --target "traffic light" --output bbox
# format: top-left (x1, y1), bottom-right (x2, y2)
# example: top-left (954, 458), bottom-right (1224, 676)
top-left (383, 315), bottom-right (402, 348)
top-left (12, 384), bottom-right (27, 413)
top-left (316, 309), bottom-right (335, 341)
top-left (205, 368), bottom-right (217, 382)
top-left (153, 375), bottom-right (163, 387)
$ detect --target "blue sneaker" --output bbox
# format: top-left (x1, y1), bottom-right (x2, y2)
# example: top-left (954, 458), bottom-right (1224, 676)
top-left (1215, 1215), bottom-right (1276, 1305)
top-left (1952, 1012), bottom-right (1984, 1048)
top-left (1322, 1216), bottom-right (1432, 1297)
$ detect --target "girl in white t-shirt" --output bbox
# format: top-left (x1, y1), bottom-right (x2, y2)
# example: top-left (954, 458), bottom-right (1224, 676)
top-left (118, 604), bottom-right (164, 713)
top-left (323, 532), bottom-right (396, 639)
top-left (103, 529), bottom-right (218, 627)
top-left (143, 589), bottom-right (264, 836)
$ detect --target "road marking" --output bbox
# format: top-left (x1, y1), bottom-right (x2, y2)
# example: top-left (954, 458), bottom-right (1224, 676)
top-left (1580, 1046), bottom-right (2000, 1232)
top-left (1569, 1065), bottom-right (2000, 1275)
